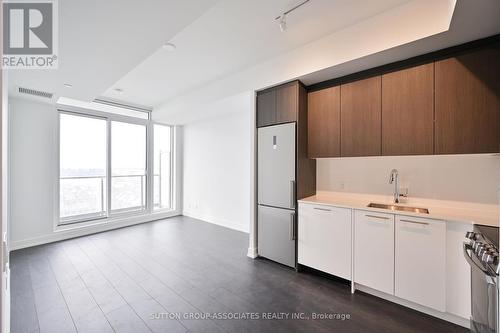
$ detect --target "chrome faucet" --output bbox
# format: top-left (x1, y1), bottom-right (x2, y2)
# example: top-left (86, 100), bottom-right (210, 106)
top-left (389, 169), bottom-right (400, 203)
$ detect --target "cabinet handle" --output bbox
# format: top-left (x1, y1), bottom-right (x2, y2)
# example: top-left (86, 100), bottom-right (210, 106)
top-left (313, 207), bottom-right (331, 212)
top-left (400, 219), bottom-right (429, 226)
top-left (365, 214), bottom-right (389, 220)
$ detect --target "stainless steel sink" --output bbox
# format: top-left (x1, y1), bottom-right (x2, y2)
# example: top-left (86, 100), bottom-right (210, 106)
top-left (367, 202), bottom-right (429, 214)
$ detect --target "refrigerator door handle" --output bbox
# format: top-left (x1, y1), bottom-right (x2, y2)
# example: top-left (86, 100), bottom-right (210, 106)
top-left (290, 212), bottom-right (296, 241)
top-left (290, 180), bottom-right (296, 209)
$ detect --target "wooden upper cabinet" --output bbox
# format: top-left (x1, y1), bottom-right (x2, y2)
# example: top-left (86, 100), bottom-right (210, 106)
top-left (435, 46), bottom-right (500, 154)
top-left (308, 86), bottom-right (341, 158)
top-left (276, 82), bottom-right (298, 123)
top-left (382, 63), bottom-right (435, 156)
top-left (257, 81), bottom-right (299, 127)
top-left (341, 76), bottom-right (382, 157)
top-left (257, 89), bottom-right (276, 127)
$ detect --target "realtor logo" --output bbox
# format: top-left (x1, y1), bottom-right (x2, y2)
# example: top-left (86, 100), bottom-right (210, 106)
top-left (2, 0), bottom-right (58, 69)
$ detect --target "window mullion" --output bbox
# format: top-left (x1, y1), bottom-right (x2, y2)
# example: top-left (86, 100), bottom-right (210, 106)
top-left (146, 122), bottom-right (154, 213)
top-left (170, 126), bottom-right (175, 210)
top-left (106, 118), bottom-right (112, 217)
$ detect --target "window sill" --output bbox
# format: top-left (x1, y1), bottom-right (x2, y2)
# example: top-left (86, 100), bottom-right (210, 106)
top-left (54, 209), bottom-right (178, 233)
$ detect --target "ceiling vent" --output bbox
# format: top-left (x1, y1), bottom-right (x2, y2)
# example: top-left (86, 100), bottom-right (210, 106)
top-left (18, 86), bottom-right (54, 99)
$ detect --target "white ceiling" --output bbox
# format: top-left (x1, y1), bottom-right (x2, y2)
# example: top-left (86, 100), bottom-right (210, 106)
top-left (102, 0), bottom-right (409, 107)
top-left (7, 0), bottom-right (219, 104)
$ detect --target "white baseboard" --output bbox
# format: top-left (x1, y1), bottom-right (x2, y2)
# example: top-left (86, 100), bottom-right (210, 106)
top-left (10, 211), bottom-right (181, 251)
top-left (247, 246), bottom-right (258, 258)
top-left (354, 284), bottom-right (470, 328)
top-left (182, 211), bottom-right (249, 234)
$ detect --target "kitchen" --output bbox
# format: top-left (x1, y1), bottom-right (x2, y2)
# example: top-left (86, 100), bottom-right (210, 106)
top-left (255, 38), bottom-right (500, 331)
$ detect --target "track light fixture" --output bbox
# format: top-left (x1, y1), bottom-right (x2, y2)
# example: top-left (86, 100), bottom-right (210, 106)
top-left (279, 14), bottom-right (287, 32)
top-left (275, 0), bottom-right (310, 32)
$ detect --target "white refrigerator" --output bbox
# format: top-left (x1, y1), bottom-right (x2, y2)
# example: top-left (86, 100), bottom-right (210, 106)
top-left (257, 122), bottom-right (296, 267)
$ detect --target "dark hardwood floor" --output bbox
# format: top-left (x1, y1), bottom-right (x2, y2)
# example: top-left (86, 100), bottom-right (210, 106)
top-left (10, 216), bottom-right (468, 333)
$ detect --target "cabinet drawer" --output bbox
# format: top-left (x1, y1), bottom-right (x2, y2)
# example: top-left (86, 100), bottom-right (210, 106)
top-left (354, 210), bottom-right (394, 294)
top-left (395, 216), bottom-right (446, 311)
top-left (298, 204), bottom-right (352, 280)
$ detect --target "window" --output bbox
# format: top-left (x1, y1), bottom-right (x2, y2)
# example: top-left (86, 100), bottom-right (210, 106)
top-left (111, 121), bottom-right (147, 212)
top-left (58, 107), bottom-right (174, 225)
top-left (59, 113), bottom-right (107, 223)
top-left (153, 124), bottom-right (172, 211)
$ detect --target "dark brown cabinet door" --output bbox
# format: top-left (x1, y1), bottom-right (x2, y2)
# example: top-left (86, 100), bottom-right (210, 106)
top-left (257, 89), bottom-right (276, 127)
top-left (435, 46), bottom-right (500, 154)
top-left (382, 63), bottom-right (434, 156)
top-left (308, 86), bottom-right (341, 158)
top-left (341, 76), bottom-right (382, 157)
top-left (276, 82), bottom-right (298, 123)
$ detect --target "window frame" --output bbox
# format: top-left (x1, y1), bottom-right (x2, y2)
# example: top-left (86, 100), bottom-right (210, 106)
top-left (55, 103), bottom-right (175, 227)
top-left (152, 123), bottom-right (175, 212)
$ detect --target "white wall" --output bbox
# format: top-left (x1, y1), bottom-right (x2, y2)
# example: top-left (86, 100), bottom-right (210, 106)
top-left (9, 98), bottom-right (183, 249)
top-left (317, 154), bottom-right (500, 204)
top-left (9, 98), bottom-right (57, 244)
top-left (182, 91), bottom-right (253, 233)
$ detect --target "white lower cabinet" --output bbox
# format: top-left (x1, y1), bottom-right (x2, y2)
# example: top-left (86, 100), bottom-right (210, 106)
top-left (395, 216), bottom-right (446, 311)
top-left (299, 203), bottom-right (469, 322)
top-left (354, 210), bottom-right (395, 295)
top-left (298, 203), bottom-right (352, 280)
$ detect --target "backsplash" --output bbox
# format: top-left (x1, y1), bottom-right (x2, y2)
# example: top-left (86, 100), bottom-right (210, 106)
top-left (317, 154), bottom-right (500, 204)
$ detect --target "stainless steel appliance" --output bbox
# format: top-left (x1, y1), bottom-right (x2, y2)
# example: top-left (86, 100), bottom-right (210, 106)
top-left (464, 225), bottom-right (499, 333)
top-left (257, 122), bottom-right (296, 267)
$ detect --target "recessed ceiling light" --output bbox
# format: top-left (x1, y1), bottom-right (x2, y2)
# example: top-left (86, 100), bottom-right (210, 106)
top-left (64, 83), bottom-right (73, 88)
top-left (114, 88), bottom-right (124, 94)
top-left (162, 42), bottom-right (176, 51)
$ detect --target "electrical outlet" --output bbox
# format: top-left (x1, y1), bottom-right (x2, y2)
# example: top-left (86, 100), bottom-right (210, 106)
top-left (401, 187), bottom-right (409, 195)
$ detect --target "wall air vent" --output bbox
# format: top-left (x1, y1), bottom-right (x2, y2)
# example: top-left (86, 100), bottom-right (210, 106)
top-left (18, 86), bottom-right (54, 99)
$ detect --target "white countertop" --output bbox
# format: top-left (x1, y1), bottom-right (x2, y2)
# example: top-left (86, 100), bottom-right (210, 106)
top-left (299, 191), bottom-right (499, 227)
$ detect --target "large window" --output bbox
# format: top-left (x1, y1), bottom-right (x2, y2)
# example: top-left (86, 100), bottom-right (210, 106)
top-left (58, 109), bottom-right (174, 225)
top-left (59, 113), bottom-right (107, 222)
top-left (111, 121), bottom-right (147, 212)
